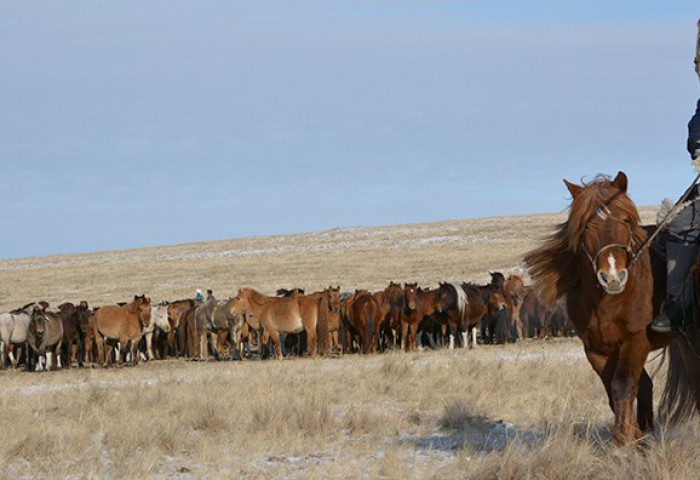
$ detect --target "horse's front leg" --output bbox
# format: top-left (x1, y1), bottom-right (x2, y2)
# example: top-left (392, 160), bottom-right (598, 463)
top-left (400, 319), bottom-right (409, 352)
top-left (611, 336), bottom-right (650, 446)
top-left (306, 324), bottom-right (318, 358)
top-left (268, 330), bottom-right (282, 360)
top-left (584, 349), bottom-right (616, 417)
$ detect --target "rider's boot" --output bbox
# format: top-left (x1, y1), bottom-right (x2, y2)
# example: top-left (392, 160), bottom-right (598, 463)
top-left (650, 240), bottom-right (698, 333)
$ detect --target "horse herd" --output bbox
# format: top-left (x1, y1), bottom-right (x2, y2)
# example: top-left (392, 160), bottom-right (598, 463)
top-left (0, 272), bottom-right (572, 371)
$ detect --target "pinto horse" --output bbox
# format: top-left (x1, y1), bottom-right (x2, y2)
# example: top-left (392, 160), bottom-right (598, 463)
top-left (524, 171), bottom-right (700, 446)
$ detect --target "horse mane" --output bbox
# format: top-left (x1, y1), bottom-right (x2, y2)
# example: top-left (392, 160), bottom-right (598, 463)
top-left (524, 174), bottom-right (646, 308)
top-left (240, 287), bottom-right (270, 306)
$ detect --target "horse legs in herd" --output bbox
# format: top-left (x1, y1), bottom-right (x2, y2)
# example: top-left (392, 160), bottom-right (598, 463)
top-left (267, 329), bottom-right (283, 360)
top-left (400, 320), bottom-right (407, 351)
top-left (145, 331), bottom-right (155, 361)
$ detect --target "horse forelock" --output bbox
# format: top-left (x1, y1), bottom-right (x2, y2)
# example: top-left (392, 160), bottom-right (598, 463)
top-left (566, 175), bottom-right (641, 252)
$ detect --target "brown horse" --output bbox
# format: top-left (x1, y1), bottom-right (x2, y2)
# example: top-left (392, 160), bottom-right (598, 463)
top-left (464, 278), bottom-right (509, 345)
top-left (519, 286), bottom-right (547, 339)
top-left (167, 298), bottom-right (196, 357)
top-left (321, 286), bottom-right (341, 355)
top-left (92, 295), bottom-right (151, 367)
top-left (524, 171), bottom-right (700, 445)
top-left (401, 283), bottom-right (440, 352)
top-left (503, 274), bottom-right (525, 341)
top-left (341, 289), bottom-right (380, 354)
top-left (57, 301), bottom-right (91, 367)
top-left (372, 282), bottom-right (404, 352)
top-left (229, 287), bottom-right (325, 359)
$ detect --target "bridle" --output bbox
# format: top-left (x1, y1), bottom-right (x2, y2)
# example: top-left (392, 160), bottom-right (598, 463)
top-left (581, 206), bottom-right (637, 274)
top-left (582, 172), bottom-right (700, 273)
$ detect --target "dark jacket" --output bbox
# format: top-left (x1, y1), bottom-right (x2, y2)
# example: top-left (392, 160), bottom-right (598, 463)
top-left (689, 98), bottom-right (700, 159)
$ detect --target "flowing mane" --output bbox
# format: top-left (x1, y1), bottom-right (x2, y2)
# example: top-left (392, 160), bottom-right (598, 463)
top-left (524, 174), bottom-right (646, 308)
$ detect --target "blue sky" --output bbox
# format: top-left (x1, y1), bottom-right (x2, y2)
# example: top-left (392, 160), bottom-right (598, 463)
top-left (1, 2), bottom-right (699, 259)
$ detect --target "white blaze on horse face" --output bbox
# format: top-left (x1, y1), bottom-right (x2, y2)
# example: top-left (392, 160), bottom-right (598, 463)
top-left (607, 253), bottom-right (618, 278)
top-left (597, 252), bottom-right (627, 294)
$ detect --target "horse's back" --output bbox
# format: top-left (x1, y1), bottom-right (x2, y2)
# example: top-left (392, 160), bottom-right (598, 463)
top-left (95, 305), bottom-right (139, 339)
top-left (4, 313), bottom-right (30, 343)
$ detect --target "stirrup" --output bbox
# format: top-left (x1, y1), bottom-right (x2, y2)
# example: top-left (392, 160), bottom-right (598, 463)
top-left (650, 299), bottom-right (684, 333)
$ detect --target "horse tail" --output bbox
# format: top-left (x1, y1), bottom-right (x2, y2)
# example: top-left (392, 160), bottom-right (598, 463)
top-left (659, 335), bottom-right (700, 425)
top-left (363, 301), bottom-right (375, 354)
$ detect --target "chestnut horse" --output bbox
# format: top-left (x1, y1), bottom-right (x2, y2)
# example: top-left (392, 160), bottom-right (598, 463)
top-left (524, 172), bottom-right (700, 445)
top-left (341, 289), bottom-right (380, 354)
top-left (372, 282), bottom-right (404, 352)
top-left (229, 287), bottom-right (326, 359)
top-left (92, 295), bottom-right (151, 367)
top-left (401, 283), bottom-right (440, 352)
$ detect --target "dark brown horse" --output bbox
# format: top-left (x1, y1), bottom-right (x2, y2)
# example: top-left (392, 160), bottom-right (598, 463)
top-left (524, 172), bottom-right (700, 445)
top-left (519, 286), bottom-right (547, 339)
top-left (57, 301), bottom-right (91, 367)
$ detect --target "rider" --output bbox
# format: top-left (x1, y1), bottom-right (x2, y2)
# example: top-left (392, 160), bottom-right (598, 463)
top-left (650, 98), bottom-right (700, 333)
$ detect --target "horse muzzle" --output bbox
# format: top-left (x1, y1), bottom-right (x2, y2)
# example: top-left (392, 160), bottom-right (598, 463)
top-left (596, 269), bottom-right (628, 295)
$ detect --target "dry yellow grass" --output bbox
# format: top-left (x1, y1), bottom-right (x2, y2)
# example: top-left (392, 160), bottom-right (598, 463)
top-left (2, 206), bottom-right (698, 479)
top-left (0, 208), bottom-right (657, 311)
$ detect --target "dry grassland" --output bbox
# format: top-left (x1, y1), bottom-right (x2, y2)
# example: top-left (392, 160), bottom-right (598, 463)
top-left (2, 207), bottom-right (699, 479)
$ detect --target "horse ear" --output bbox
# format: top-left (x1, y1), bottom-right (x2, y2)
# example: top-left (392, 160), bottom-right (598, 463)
top-left (612, 171), bottom-right (628, 193)
top-left (563, 179), bottom-right (583, 198)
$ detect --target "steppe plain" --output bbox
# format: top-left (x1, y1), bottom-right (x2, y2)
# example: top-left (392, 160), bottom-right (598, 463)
top-left (1, 206), bottom-right (699, 479)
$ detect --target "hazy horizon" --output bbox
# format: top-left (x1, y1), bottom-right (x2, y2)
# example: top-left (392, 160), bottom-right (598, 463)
top-left (2, 2), bottom-right (698, 259)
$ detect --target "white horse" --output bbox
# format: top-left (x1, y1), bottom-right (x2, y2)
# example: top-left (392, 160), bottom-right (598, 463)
top-left (143, 304), bottom-right (172, 360)
top-left (0, 306), bottom-right (33, 368)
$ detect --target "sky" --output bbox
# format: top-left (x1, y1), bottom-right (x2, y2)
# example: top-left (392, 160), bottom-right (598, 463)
top-left (1, 1), bottom-right (699, 259)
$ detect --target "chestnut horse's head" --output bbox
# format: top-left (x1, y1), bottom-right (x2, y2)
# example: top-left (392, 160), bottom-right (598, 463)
top-left (564, 171), bottom-right (643, 295)
top-left (229, 288), bottom-right (252, 318)
top-left (404, 282), bottom-right (418, 310)
top-left (326, 286), bottom-right (341, 313)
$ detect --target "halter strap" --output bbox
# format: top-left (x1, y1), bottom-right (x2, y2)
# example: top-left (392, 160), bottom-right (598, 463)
top-left (584, 242), bottom-right (635, 273)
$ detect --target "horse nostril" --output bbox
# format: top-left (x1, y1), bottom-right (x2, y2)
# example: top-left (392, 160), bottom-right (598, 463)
top-left (597, 271), bottom-right (609, 285)
top-left (619, 270), bottom-right (628, 285)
